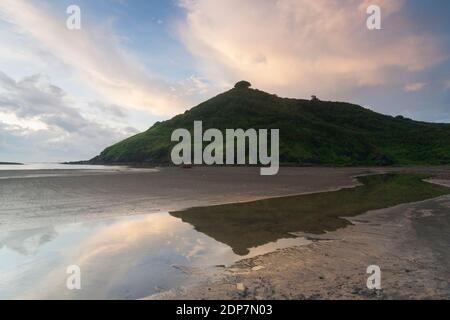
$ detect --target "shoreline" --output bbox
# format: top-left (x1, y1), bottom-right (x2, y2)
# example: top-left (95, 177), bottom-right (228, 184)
top-left (1, 167), bottom-right (449, 299)
top-left (147, 190), bottom-right (450, 300)
top-left (0, 167), bottom-right (385, 232)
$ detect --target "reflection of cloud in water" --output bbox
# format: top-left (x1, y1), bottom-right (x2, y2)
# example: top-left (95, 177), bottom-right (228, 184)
top-left (4, 212), bottom-right (312, 299)
top-left (18, 213), bottom-right (233, 299)
top-left (185, 239), bottom-right (207, 259)
top-left (73, 214), bottom-right (192, 264)
top-left (0, 227), bottom-right (57, 255)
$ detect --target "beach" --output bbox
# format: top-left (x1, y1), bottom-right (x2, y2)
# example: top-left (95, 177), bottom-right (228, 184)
top-left (1, 165), bottom-right (449, 299)
top-left (0, 166), bottom-right (382, 232)
top-left (150, 189), bottom-right (450, 299)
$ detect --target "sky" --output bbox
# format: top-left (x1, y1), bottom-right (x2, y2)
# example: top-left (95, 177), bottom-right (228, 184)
top-left (0, 0), bottom-right (449, 162)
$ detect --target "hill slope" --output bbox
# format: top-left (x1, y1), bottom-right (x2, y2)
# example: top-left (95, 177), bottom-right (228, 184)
top-left (90, 83), bottom-right (450, 166)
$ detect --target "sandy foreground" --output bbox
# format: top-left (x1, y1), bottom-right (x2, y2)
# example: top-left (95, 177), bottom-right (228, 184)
top-left (148, 192), bottom-right (450, 300)
top-left (146, 169), bottom-right (450, 300)
top-left (1, 166), bottom-right (449, 299)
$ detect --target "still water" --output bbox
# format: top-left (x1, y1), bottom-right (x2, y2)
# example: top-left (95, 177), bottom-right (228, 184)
top-left (0, 212), bottom-right (310, 299)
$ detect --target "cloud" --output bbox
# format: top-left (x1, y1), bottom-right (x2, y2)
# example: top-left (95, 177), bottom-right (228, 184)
top-left (88, 101), bottom-right (127, 119)
top-left (0, 71), bottom-right (138, 162)
top-left (178, 0), bottom-right (446, 98)
top-left (404, 82), bottom-right (427, 92)
top-left (0, 72), bottom-right (81, 130)
top-left (0, 0), bottom-right (191, 116)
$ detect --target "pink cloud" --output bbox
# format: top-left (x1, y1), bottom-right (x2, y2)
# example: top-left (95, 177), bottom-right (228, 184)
top-left (404, 82), bottom-right (427, 92)
top-left (178, 0), bottom-right (446, 98)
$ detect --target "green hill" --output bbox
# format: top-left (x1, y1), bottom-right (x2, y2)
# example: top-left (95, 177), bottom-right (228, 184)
top-left (90, 82), bottom-right (450, 166)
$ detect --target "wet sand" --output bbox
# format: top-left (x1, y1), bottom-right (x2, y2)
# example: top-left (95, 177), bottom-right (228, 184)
top-left (148, 182), bottom-right (450, 300)
top-left (1, 166), bottom-right (449, 299)
top-left (0, 166), bottom-right (390, 232)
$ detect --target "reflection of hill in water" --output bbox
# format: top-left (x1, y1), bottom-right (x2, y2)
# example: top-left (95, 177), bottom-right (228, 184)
top-left (171, 174), bottom-right (450, 255)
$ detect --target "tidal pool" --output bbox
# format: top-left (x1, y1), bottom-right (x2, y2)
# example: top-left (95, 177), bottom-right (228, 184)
top-left (0, 213), bottom-right (311, 299)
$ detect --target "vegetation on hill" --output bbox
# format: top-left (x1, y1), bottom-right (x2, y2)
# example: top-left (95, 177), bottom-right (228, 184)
top-left (90, 82), bottom-right (450, 166)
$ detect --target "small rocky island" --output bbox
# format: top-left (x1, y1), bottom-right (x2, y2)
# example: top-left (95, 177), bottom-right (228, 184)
top-left (0, 162), bottom-right (24, 165)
